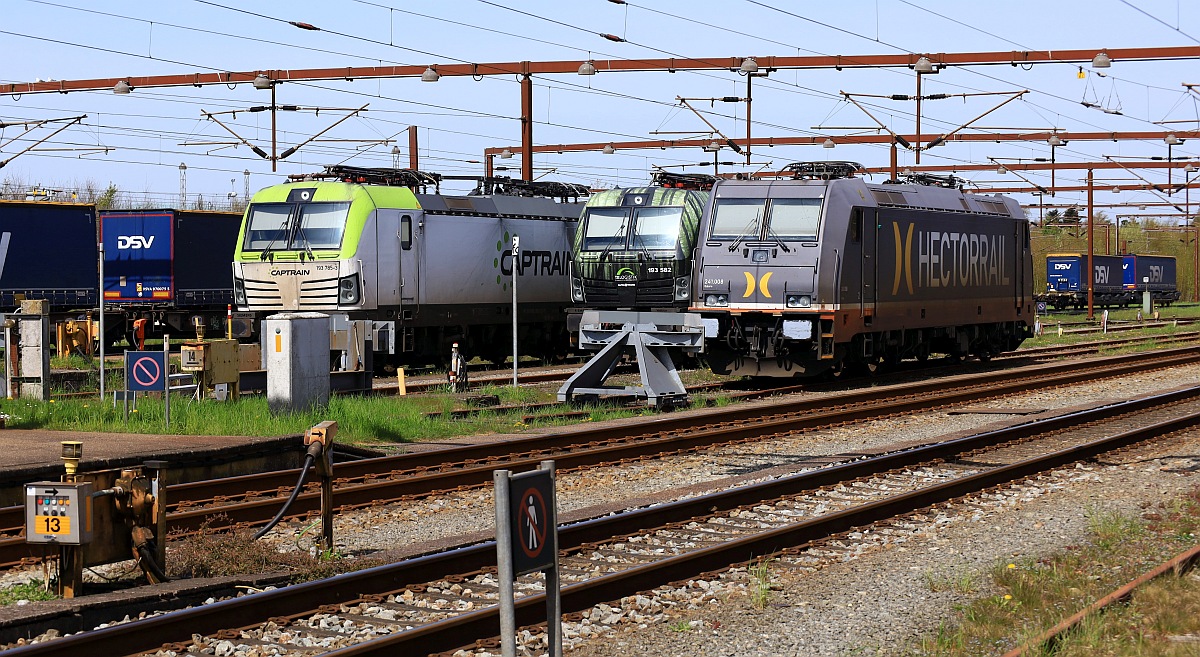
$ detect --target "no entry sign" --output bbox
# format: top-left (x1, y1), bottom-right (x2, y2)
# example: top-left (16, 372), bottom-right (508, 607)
top-left (125, 351), bottom-right (166, 392)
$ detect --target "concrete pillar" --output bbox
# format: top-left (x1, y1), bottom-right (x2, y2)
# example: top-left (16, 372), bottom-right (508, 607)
top-left (17, 300), bottom-right (50, 401)
top-left (264, 312), bottom-right (330, 414)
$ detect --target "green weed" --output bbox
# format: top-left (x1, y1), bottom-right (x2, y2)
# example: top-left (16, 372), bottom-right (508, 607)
top-left (749, 559), bottom-right (775, 610)
top-left (0, 580), bottom-right (56, 606)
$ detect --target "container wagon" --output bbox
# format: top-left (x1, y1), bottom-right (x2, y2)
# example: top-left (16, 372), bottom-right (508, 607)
top-left (231, 166), bottom-right (586, 367)
top-left (1122, 254), bottom-right (1180, 306)
top-left (693, 163), bottom-right (1033, 378)
top-left (0, 201), bottom-right (97, 313)
top-left (1038, 253), bottom-right (1128, 309)
top-left (100, 209), bottom-right (253, 346)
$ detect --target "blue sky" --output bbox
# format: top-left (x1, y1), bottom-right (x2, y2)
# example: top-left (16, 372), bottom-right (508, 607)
top-left (1, 0), bottom-right (1197, 216)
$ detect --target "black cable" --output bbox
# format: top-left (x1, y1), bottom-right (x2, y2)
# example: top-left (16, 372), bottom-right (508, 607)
top-left (136, 542), bottom-right (171, 583)
top-left (252, 451), bottom-right (317, 540)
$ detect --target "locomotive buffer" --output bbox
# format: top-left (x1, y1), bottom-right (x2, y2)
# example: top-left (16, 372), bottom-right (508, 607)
top-left (557, 310), bottom-right (704, 408)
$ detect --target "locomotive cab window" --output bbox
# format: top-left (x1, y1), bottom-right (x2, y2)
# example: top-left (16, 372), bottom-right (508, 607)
top-left (632, 207), bottom-right (685, 250)
top-left (242, 201), bottom-right (350, 251)
top-left (243, 203), bottom-right (292, 251)
top-left (767, 198), bottom-right (822, 241)
top-left (580, 207), bottom-right (631, 251)
top-left (294, 202), bottom-right (350, 250)
top-left (400, 215), bottom-right (412, 250)
top-left (710, 199), bottom-right (765, 241)
top-left (710, 197), bottom-right (823, 242)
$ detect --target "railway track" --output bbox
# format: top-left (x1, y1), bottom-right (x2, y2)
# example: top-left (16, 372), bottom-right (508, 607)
top-left (6, 379), bottom-right (1199, 656)
top-left (1, 346), bottom-right (1198, 573)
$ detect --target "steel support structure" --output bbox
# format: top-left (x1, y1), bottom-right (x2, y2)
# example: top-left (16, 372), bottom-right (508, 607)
top-left (6, 46), bottom-right (1199, 182)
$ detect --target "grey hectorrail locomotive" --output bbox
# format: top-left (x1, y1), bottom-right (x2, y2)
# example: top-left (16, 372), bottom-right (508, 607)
top-left (692, 163), bottom-right (1034, 378)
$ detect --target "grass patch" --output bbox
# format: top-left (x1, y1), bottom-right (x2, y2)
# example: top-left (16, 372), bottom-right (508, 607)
top-left (0, 383), bottom-right (663, 447)
top-left (912, 488), bottom-right (1200, 656)
top-left (924, 568), bottom-right (979, 595)
top-left (0, 580), bottom-right (55, 606)
top-left (749, 558), bottom-right (775, 610)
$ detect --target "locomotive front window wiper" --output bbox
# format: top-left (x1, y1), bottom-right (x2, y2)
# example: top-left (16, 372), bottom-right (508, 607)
top-left (764, 218), bottom-right (792, 253)
top-left (598, 220), bottom-right (628, 262)
top-left (727, 209), bottom-right (761, 252)
top-left (293, 223), bottom-right (316, 261)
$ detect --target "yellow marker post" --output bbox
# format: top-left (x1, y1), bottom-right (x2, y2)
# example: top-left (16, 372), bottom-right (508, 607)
top-left (397, 368), bottom-right (407, 396)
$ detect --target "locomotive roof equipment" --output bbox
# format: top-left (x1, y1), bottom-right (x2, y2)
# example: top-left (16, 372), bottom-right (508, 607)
top-left (781, 161), bottom-right (867, 180)
top-left (650, 169), bottom-right (717, 190)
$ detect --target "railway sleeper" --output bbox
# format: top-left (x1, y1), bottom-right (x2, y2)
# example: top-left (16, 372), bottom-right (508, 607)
top-left (350, 602), bottom-right (462, 620)
top-left (578, 548), bottom-right (668, 564)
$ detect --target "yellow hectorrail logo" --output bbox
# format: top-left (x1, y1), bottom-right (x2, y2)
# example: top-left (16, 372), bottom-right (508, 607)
top-left (741, 271), bottom-right (774, 298)
top-left (891, 222), bottom-right (915, 295)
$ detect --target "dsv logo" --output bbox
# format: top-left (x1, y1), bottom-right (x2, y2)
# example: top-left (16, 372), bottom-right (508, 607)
top-left (741, 271), bottom-right (774, 298)
top-left (117, 235), bottom-right (156, 249)
top-left (1053, 263), bottom-right (1073, 270)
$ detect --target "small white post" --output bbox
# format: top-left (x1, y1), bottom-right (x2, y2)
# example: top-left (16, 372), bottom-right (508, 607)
top-left (98, 241), bottom-right (105, 401)
top-left (163, 334), bottom-right (170, 429)
top-left (494, 469), bottom-right (516, 657)
top-left (511, 234), bottom-right (519, 387)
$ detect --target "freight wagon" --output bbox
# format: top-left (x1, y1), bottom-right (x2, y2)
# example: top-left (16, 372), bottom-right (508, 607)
top-left (1037, 253), bottom-right (1131, 309)
top-left (0, 201), bottom-right (97, 312)
top-left (0, 201), bottom-right (250, 351)
top-left (1122, 254), bottom-right (1181, 306)
top-left (693, 163), bottom-right (1033, 378)
top-left (100, 209), bottom-right (253, 346)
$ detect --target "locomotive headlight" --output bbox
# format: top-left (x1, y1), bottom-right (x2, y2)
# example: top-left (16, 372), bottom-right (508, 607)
top-left (233, 277), bottom-right (246, 306)
top-left (785, 294), bottom-right (811, 308)
top-left (674, 275), bottom-right (690, 301)
top-left (704, 293), bottom-right (729, 307)
top-left (571, 277), bottom-right (584, 302)
top-left (338, 274), bottom-right (361, 305)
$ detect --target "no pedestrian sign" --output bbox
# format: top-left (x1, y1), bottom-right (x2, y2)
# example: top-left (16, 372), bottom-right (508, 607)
top-left (125, 350), bottom-right (167, 392)
top-left (508, 469), bottom-right (556, 576)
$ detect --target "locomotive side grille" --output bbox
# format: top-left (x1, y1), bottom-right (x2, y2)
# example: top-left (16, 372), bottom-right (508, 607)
top-left (871, 189), bottom-right (907, 206)
top-left (978, 200), bottom-right (1009, 215)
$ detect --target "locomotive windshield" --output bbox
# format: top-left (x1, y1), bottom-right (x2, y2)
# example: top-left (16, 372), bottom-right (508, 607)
top-left (243, 201), bottom-right (351, 251)
top-left (767, 198), bottom-right (822, 241)
top-left (580, 207), bottom-right (630, 251)
top-left (632, 207), bottom-right (684, 250)
top-left (581, 206), bottom-right (686, 251)
top-left (710, 197), bottom-right (822, 242)
top-left (710, 199), bottom-right (763, 241)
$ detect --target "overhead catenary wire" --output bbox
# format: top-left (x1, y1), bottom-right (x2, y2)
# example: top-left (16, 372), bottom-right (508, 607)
top-left (1, 1), bottom-right (1196, 198)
